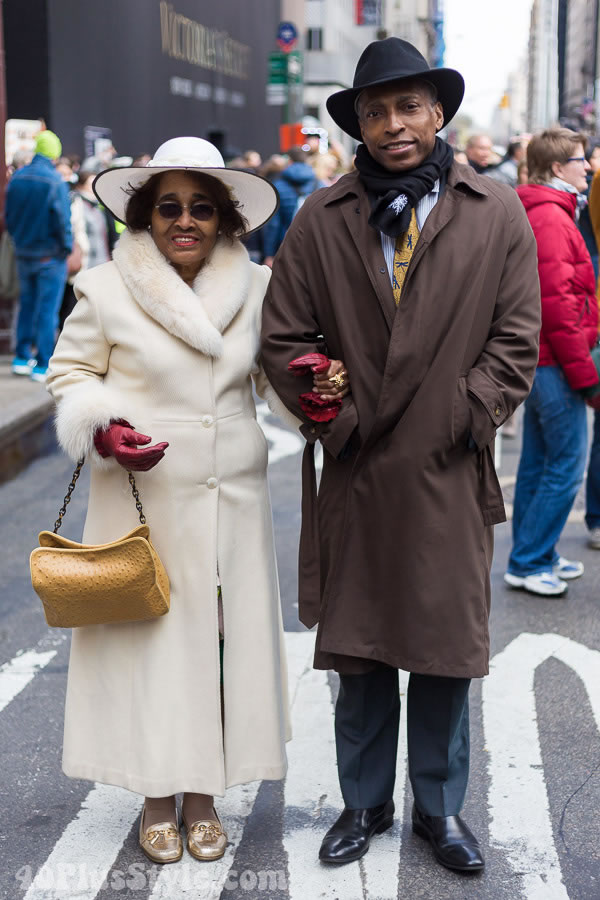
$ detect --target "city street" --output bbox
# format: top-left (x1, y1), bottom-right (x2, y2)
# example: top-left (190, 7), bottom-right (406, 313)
top-left (1, 405), bottom-right (599, 900)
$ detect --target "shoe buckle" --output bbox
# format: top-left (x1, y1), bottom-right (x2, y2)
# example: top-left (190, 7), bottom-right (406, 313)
top-left (148, 825), bottom-right (178, 846)
top-left (190, 822), bottom-right (223, 841)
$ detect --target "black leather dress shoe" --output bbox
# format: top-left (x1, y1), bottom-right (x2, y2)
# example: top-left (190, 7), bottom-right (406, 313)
top-left (412, 804), bottom-right (484, 872)
top-left (319, 800), bottom-right (395, 864)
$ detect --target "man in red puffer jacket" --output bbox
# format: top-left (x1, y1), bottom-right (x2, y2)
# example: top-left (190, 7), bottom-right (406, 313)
top-left (505, 128), bottom-right (600, 597)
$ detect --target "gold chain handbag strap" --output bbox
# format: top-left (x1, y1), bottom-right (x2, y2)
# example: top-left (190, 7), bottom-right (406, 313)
top-left (53, 459), bottom-right (146, 533)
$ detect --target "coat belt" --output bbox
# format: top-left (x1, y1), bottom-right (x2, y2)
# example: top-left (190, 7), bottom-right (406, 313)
top-left (298, 441), bottom-right (321, 628)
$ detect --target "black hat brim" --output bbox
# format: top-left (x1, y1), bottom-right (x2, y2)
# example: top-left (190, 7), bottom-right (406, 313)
top-left (326, 68), bottom-right (465, 141)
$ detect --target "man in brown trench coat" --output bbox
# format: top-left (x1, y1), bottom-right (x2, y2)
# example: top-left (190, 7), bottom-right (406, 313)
top-left (261, 38), bottom-right (540, 872)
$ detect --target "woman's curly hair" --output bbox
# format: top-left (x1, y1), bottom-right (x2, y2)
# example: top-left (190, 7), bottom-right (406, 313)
top-left (124, 171), bottom-right (248, 240)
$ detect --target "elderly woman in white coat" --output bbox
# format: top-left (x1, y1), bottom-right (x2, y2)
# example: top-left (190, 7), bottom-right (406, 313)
top-left (46, 137), bottom-right (349, 864)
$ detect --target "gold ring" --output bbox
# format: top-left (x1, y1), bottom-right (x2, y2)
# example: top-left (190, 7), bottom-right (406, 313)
top-left (329, 373), bottom-right (345, 388)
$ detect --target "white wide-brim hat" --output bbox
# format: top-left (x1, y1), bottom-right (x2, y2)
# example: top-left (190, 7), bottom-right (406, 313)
top-left (93, 137), bottom-right (278, 235)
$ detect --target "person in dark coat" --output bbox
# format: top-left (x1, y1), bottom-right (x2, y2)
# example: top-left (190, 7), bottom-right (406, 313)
top-left (261, 38), bottom-right (540, 873)
top-left (262, 147), bottom-right (321, 266)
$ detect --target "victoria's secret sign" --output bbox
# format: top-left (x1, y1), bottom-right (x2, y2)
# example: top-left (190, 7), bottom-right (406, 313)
top-left (159, 1), bottom-right (251, 79)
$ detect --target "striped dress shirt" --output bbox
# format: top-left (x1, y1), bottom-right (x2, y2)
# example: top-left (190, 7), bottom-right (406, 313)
top-left (380, 179), bottom-right (440, 283)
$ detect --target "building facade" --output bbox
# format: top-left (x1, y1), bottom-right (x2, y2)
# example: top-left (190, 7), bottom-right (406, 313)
top-left (300, 0), bottom-right (378, 148)
top-left (559, 0), bottom-right (599, 129)
top-left (527, 0), bottom-right (560, 131)
top-left (384, 0), bottom-right (445, 65)
top-left (3, 0), bottom-right (282, 160)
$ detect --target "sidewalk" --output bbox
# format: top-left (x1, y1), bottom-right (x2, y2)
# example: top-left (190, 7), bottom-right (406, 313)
top-left (0, 355), bottom-right (55, 478)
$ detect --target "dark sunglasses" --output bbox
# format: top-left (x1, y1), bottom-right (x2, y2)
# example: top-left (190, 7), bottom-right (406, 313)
top-left (154, 201), bottom-right (216, 221)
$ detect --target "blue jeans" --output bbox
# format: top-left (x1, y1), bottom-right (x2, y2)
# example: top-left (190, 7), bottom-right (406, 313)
top-left (508, 366), bottom-right (588, 576)
top-left (585, 410), bottom-right (600, 529)
top-left (15, 256), bottom-right (67, 367)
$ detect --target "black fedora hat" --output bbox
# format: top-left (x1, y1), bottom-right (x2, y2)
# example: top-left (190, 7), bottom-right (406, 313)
top-left (327, 37), bottom-right (465, 141)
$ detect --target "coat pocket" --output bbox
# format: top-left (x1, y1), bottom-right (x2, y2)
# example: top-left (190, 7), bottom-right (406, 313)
top-left (478, 444), bottom-right (506, 526)
top-left (451, 375), bottom-right (472, 447)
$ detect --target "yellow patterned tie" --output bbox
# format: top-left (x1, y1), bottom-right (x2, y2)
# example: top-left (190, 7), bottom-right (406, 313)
top-left (392, 207), bottom-right (420, 305)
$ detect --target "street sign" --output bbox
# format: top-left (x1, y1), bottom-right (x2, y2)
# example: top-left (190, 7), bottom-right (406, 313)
top-left (266, 83), bottom-right (287, 106)
top-left (286, 50), bottom-right (303, 84)
top-left (277, 21), bottom-right (298, 52)
top-left (267, 48), bottom-right (303, 117)
top-left (268, 51), bottom-right (288, 84)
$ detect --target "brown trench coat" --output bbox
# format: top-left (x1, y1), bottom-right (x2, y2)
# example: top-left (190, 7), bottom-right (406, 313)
top-left (260, 162), bottom-right (540, 678)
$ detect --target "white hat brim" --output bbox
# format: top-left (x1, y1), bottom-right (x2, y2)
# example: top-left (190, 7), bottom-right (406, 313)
top-left (92, 166), bottom-right (279, 235)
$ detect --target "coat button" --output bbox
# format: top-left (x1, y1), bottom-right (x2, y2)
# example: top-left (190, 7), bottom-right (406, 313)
top-left (379, 267), bottom-right (386, 274)
top-left (207, 477), bottom-right (218, 489)
top-left (495, 406), bottom-right (502, 416)
top-left (310, 426), bottom-right (317, 434)
top-left (201, 415), bottom-right (214, 427)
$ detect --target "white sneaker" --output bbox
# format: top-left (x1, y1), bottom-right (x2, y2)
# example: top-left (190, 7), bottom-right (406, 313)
top-left (504, 572), bottom-right (526, 588)
top-left (552, 557), bottom-right (584, 580)
top-left (504, 571), bottom-right (567, 596)
top-left (11, 356), bottom-right (36, 375)
top-left (588, 528), bottom-right (600, 550)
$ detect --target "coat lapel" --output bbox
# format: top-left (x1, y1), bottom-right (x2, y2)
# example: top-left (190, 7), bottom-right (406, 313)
top-left (112, 230), bottom-right (251, 358)
top-left (339, 190), bottom-right (396, 331)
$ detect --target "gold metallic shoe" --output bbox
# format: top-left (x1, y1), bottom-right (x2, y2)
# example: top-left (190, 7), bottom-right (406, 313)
top-left (139, 806), bottom-right (183, 864)
top-left (184, 810), bottom-right (228, 861)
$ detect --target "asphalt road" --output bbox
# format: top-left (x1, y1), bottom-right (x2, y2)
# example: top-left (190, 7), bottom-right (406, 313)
top-left (0, 405), bottom-right (599, 900)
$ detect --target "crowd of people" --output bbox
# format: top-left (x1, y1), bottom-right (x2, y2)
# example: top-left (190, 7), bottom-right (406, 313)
top-left (8, 117), bottom-right (600, 590)
top-left (8, 112), bottom-right (600, 590)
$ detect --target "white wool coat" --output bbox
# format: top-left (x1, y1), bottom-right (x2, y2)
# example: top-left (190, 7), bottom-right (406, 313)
top-left (46, 229), bottom-right (293, 797)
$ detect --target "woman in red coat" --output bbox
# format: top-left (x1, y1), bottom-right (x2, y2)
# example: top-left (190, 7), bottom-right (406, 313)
top-left (505, 128), bottom-right (600, 596)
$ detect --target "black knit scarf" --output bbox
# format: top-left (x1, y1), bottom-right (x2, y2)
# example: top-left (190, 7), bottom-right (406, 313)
top-left (355, 137), bottom-right (454, 238)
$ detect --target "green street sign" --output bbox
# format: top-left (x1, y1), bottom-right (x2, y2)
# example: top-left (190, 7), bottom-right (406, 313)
top-left (286, 50), bottom-right (303, 85)
top-left (268, 51), bottom-right (288, 84)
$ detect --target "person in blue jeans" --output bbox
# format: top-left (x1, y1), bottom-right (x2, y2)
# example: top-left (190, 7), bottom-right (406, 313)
top-left (507, 367), bottom-right (589, 592)
top-left (6, 130), bottom-right (72, 382)
top-left (505, 128), bottom-right (600, 597)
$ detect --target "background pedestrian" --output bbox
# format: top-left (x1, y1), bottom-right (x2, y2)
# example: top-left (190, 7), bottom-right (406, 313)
top-left (5, 129), bottom-right (72, 381)
top-left (506, 128), bottom-right (600, 596)
top-left (262, 147), bottom-right (322, 267)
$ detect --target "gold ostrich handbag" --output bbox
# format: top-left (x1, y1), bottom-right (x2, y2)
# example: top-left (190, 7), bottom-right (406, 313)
top-left (30, 460), bottom-right (170, 628)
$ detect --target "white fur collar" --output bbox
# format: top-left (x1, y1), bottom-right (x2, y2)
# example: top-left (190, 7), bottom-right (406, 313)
top-left (112, 229), bottom-right (251, 357)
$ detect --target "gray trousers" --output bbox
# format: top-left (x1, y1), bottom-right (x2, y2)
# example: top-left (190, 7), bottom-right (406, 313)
top-left (335, 663), bottom-right (471, 816)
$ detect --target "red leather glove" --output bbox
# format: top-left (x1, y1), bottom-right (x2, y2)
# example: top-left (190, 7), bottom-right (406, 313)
top-left (288, 353), bottom-right (342, 422)
top-left (287, 353), bottom-right (331, 376)
top-left (93, 422), bottom-right (168, 471)
top-left (298, 392), bottom-right (342, 422)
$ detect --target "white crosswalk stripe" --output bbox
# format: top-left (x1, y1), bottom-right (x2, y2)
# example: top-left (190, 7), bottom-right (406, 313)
top-left (4, 627), bottom-right (600, 898)
top-left (23, 784), bottom-right (142, 899)
top-left (0, 648), bottom-right (56, 714)
top-left (483, 633), bottom-right (600, 900)
top-left (284, 634), bottom-right (409, 900)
